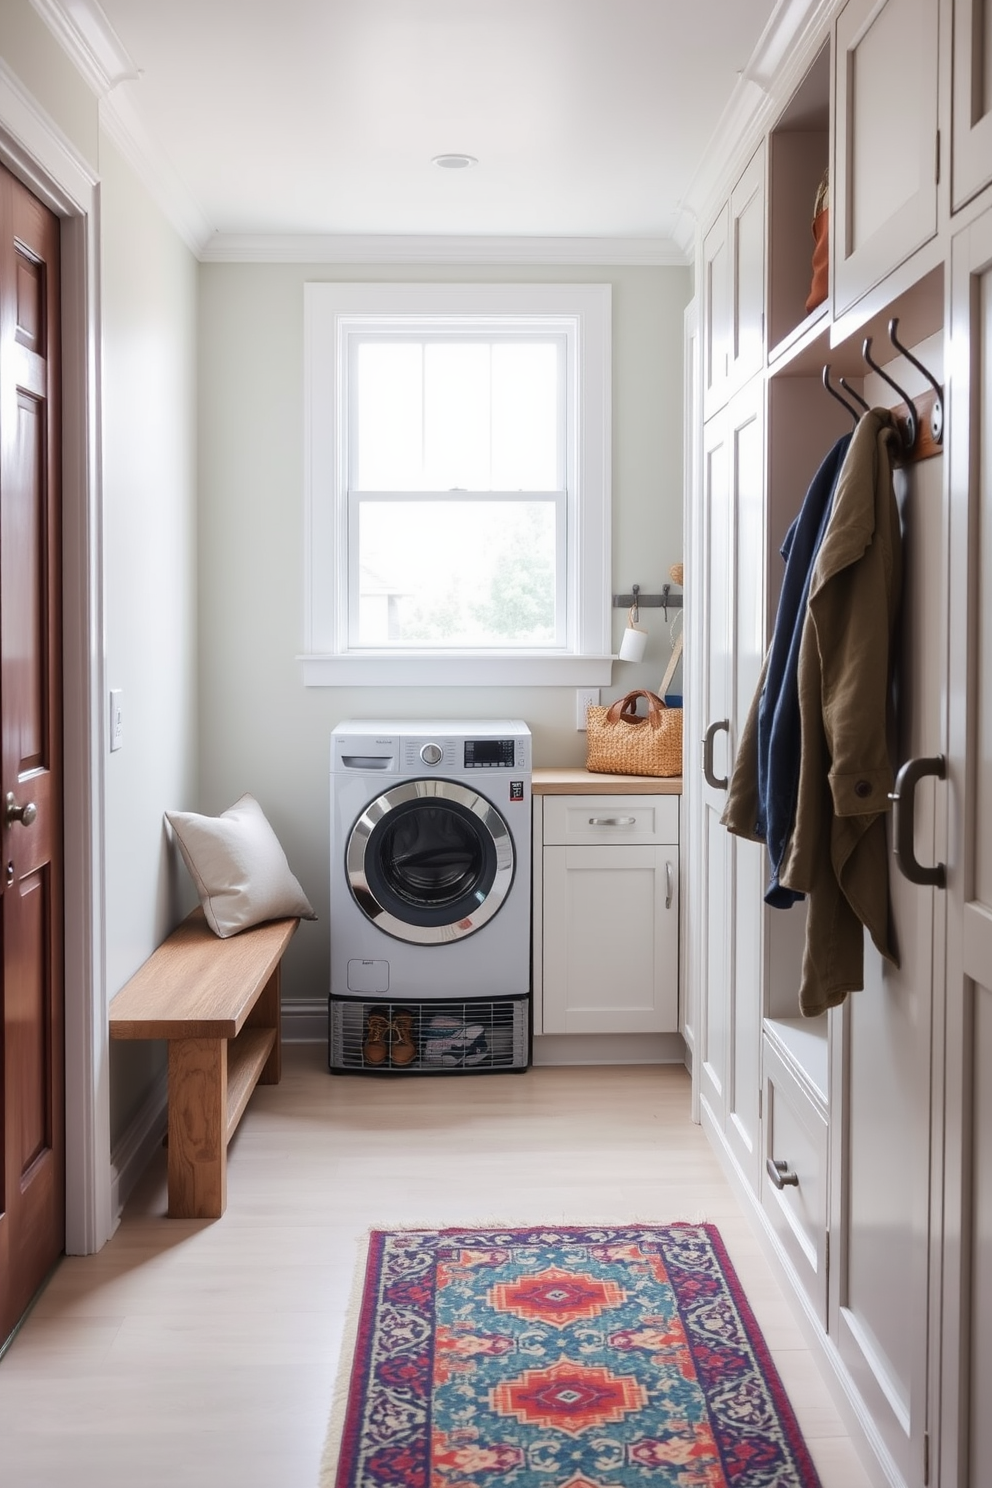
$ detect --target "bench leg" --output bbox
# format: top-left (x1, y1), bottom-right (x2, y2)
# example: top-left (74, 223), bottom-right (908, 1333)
top-left (168, 1037), bottom-right (227, 1219)
top-left (246, 963), bottom-right (282, 1085)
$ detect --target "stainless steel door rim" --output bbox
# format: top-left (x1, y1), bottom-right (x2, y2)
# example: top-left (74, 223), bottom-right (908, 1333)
top-left (346, 778), bottom-right (514, 943)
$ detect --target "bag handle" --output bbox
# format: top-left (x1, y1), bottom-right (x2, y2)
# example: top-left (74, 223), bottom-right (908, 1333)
top-left (605, 689), bottom-right (667, 730)
top-left (658, 631), bottom-right (683, 700)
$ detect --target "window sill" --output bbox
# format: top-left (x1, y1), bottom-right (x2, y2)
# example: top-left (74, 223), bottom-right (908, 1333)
top-left (299, 653), bottom-right (616, 688)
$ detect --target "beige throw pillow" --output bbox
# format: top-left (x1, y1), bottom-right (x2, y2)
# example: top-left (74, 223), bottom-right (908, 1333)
top-left (165, 793), bottom-right (317, 938)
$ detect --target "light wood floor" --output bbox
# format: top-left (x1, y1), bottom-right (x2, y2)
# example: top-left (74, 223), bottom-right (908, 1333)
top-left (0, 1046), bottom-right (872, 1488)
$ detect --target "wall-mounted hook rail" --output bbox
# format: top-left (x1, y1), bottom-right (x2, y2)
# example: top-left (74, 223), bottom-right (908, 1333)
top-left (613, 586), bottom-right (683, 613)
top-left (888, 317), bottom-right (944, 445)
top-left (861, 328), bottom-right (944, 462)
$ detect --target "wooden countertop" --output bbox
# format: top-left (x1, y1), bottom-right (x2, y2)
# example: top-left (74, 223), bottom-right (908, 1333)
top-left (533, 768), bottom-right (682, 795)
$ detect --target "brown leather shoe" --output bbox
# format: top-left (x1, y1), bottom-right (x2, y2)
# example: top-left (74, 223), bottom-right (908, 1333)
top-left (362, 1011), bottom-right (390, 1066)
top-left (390, 1010), bottom-right (417, 1067)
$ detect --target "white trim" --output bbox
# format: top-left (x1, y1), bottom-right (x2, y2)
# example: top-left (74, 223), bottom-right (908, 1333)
top-left (300, 653), bottom-right (616, 688)
top-left (27, 0), bottom-right (140, 95)
top-left (0, 66), bottom-right (111, 1255)
top-left (677, 0), bottom-right (834, 240)
top-left (98, 90), bottom-right (211, 257)
top-left (304, 281), bottom-right (612, 685)
top-left (282, 1001), bottom-right (330, 1044)
top-left (532, 1033), bottom-right (687, 1066)
top-left (109, 1067), bottom-right (167, 1221)
top-left (201, 233), bottom-right (689, 267)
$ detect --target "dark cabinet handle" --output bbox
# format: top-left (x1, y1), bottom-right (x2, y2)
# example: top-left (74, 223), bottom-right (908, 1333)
top-left (766, 1158), bottom-right (799, 1190)
top-left (889, 755), bottom-right (946, 888)
top-left (702, 719), bottom-right (730, 790)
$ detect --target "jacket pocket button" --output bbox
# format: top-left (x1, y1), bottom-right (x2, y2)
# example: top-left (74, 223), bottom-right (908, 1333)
top-left (855, 780), bottom-right (873, 798)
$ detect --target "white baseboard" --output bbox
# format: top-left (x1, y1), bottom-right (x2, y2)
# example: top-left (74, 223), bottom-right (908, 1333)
top-left (109, 1067), bottom-right (168, 1220)
top-left (532, 1032), bottom-right (687, 1066)
top-left (283, 999), bottom-right (329, 1043)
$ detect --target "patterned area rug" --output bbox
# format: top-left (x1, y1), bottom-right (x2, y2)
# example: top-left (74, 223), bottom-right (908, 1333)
top-left (323, 1223), bottom-right (822, 1487)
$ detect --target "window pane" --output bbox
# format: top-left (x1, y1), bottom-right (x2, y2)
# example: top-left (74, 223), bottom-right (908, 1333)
top-left (355, 343), bottom-right (423, 490)
top-left (492, 342), bottom-right (560, 490)
top-left (423, 344), bottom-right (491, 490)
top-left (356, 499), bottom-right (558, 647)
top-left (354, 337), bottom-right (561, 492)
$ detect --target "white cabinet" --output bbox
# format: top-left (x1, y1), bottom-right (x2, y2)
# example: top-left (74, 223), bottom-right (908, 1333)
top-left (539, 794), bottom-right (679, 1036)
top-left (687, 11), bottom-right (952, 1487)
top-left (833, 0), bottom-right (940, 316)
top-left (939, 203), bottom-right (992, 1488)
top-left (952, 0), bottom-right (992, 209)
top-left (696, 379), bottom-right (766, 1190)
top-left (761, 1027), bottom-right (829, 1326)
top-left (701, 146), bottom-right (766, 418)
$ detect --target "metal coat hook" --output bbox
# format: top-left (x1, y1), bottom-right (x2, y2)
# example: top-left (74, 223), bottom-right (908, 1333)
top-left (863, 335), bottom-right (916, 452)
top-left (888, 317), bottom-right (944, 444)
top-left (631, 583), bottom-right (639, 623)
top-left (662, 583), bottom-right (670, 621)
top-left (823, 364), bottom-right (861, 424)
top-left (839, 375), bottom-right (870, 414)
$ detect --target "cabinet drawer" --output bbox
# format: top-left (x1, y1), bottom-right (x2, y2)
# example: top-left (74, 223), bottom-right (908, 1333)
top-left (761, 1035), bottom-right (829, 1326)
top-left (543, 794), bottom-right (678, 846)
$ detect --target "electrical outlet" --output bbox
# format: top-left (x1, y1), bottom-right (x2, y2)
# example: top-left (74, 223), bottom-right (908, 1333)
top-left (110, 689), bottom-right (123, 752)
top-left (575, 687), bottom-right (599, 730)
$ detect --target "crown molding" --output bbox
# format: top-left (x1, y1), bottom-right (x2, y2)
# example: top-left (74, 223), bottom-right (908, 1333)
top-left (198, 232), bottom-right (691, 267)
top-left (99, 89), bottom-right (212, 255)
top-left (678, 0), bottom-right (835, 236)
top-left (28, 0), bottom-right (140, 95)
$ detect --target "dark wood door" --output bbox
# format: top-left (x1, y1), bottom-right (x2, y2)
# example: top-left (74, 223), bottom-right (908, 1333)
top-left (0, 160), bottom-right (64, 1345)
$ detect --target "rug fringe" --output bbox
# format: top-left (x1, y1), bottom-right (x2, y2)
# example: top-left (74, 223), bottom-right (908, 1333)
top-left (319, 1231), bottom-right (373, 1488)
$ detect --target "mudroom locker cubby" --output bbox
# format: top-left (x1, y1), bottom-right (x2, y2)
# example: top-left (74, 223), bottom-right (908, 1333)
top-left (683, 2), bottom-right (992, 1487)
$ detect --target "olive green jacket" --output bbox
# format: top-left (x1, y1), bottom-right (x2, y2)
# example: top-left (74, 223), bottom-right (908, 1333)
top-left (777, 409), bottom-right (903, 1015)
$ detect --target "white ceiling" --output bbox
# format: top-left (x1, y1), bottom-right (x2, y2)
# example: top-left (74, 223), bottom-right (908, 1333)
top-left (42, 0), bottom-right (788, 255)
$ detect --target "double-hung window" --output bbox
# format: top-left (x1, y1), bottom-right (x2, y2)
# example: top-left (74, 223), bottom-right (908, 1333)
top-left (303, 283), bottom-right (612, 685)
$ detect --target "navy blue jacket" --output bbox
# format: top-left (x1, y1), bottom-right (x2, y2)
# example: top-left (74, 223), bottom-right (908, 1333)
top-left (727, 433), bottom-right (852, 905)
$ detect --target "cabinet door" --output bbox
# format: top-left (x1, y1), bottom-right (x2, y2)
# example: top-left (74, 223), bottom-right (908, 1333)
top-left (696, 384), bottom-right (766, 1186)
top-left (702, 152), bottom-right (766, 419)
top-left (940, 206), bottom-right (992, 1488)
top-left (834, 0), bottom-right (939, 315)
top-left (952, 0), bottom-right (992, 208)
top-left (697, 411), bottom-right (734, 1120)
top-left (702, 204), bottom-right (731, 418)
top-left (729, 146), bottom-right (767, 390)
top-left (725, 385), bottom-right (766, 1188)
top-left (542, 845), bottom-right (678, 1035)
top-left (827, 334), bottom-right (943, 1487)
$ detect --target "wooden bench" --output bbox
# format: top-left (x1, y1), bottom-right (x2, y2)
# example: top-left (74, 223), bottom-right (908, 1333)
top-left (109, 908), bottom-right (299, 1219)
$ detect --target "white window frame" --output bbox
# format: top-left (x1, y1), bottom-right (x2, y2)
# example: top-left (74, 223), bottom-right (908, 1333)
top-left (302, 282), bottom-right (613, 686)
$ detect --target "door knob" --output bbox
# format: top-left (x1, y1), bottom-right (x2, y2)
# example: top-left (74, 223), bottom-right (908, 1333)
top-left (5, 793), bottom-right (37, 827)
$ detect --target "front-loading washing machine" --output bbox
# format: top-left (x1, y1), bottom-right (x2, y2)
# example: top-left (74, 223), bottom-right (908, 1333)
top-left (328, 720), bottom-right (532, 1073)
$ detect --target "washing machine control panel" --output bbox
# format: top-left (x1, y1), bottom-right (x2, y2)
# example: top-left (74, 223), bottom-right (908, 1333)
top-left (464, 738), bottom-right (517, 768)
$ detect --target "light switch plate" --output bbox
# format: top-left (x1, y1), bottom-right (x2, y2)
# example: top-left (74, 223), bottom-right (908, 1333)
top-left (110, 689), bottom-right (123, 752)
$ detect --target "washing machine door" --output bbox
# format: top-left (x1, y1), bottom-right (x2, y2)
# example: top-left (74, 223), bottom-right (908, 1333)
top-left (346, 779), bottom-right (514, 943)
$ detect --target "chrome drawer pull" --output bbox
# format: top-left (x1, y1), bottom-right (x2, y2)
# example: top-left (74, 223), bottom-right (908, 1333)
top-left (588, 816), bottom-right (637, 827)
top-left (766, 1158), bottom-right (799, 1190)
top-left (665, 860), bottom-right (674, 909)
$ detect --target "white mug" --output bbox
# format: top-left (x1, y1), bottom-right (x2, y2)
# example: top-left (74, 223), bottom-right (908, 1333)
top-left (619, 624), bottom-right (648, 663)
